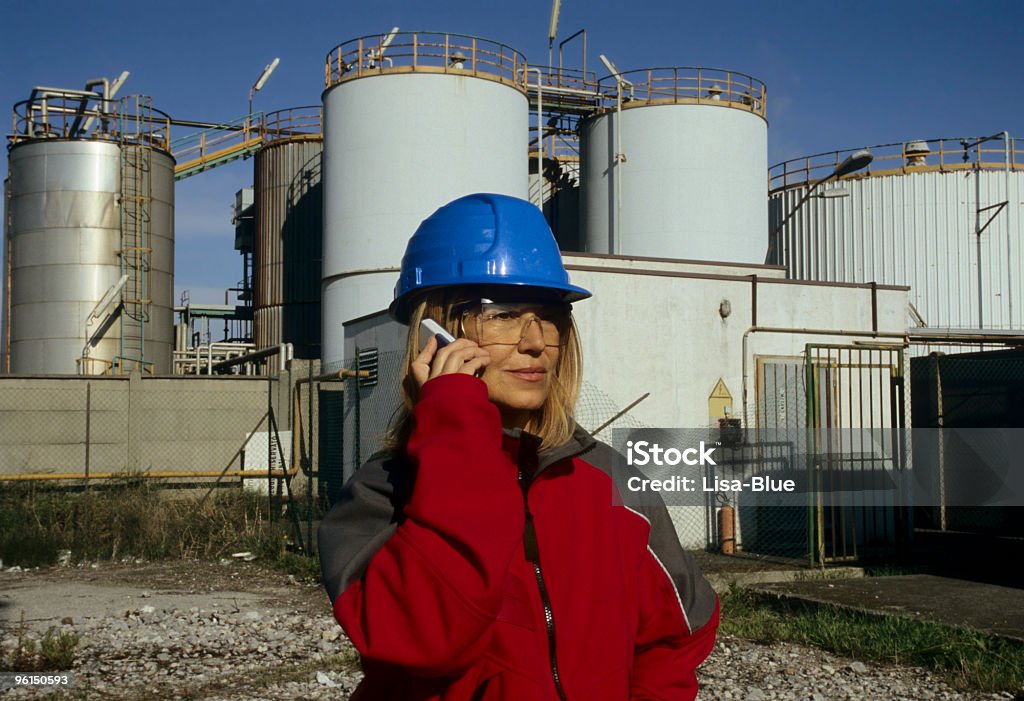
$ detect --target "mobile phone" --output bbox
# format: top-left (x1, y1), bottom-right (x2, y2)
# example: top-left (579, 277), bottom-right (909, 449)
top-left (420, 318), bottom-right (456, 349)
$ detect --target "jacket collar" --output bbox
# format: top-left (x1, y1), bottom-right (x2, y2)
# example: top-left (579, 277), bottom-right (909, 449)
top-left (501, 423), bottom-right (597, 477)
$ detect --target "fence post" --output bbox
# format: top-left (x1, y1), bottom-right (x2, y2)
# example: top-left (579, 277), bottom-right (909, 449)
top-left (127, 367), bottom-right (143, 472)
top-left (85, 381), bottom-right (91, 482)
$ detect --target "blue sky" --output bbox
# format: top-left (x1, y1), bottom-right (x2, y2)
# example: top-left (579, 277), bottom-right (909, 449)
top-left (3, 0), bottom-right (1023, 304)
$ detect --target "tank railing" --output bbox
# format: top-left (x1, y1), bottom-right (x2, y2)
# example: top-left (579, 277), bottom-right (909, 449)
top-left (261, 106), bottom-right (323, 144)
top-left (594, 67), bottom-right (767, 118)
top-left (325, 32), bottom-right (528, 90)
top-left (769, 135), bottom-right (1024, 192)
top-left (118, 95), bottom-right (172, 151)
top-left (9, 92), bottom-right (172, 148)
top-left (10, 91), bottom-right (119, 144)
top-left (76, 356), bottom-right (115, 376)
top-left (532, 65), bottom-right (599, 93)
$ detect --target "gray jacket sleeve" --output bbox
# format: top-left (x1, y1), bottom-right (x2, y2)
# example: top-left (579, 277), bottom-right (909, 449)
top-left (318, 451), bottom-right (411, 603)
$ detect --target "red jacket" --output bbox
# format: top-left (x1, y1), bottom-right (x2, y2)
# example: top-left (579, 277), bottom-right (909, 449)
top-left (319, 374), bottom-right (719, 699)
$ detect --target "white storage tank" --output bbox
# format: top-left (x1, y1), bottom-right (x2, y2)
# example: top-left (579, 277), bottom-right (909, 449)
top-left (581, 67), bottom-right (767, 264)
top-left (769, 135), bottom-right (1024, 329)
top-left (320, 31), bottom-right (529, 369)
top-left (3, 91), bottom-right (175, 374)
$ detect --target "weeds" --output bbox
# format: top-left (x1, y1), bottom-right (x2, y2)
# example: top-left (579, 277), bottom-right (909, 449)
top-left (1, 612), bottom-right (79, 672)
top-left (720, 587), bottom-right (1024, 694)
top-left (0, 479), bottom-right (317, 569)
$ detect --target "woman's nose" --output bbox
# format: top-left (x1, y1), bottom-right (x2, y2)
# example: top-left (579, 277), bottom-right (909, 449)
top-left (517, 316), bottom-right (547, 350)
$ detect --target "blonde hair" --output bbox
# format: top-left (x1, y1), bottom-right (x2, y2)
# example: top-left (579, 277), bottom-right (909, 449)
top-left (383, 289), bottom-right (583, 454)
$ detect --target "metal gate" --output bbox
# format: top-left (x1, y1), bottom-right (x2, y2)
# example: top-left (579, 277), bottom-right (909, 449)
top-left (805, 344), bottom-right (909, 564)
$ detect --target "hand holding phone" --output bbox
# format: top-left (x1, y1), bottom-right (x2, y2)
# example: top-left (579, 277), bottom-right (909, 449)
top-left (413, 318), bottom-right (489, 387)
top-left (420, 318), bottom-right (456, 349)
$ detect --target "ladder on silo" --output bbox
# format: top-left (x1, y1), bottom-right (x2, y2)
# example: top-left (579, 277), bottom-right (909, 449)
top-left (118, 95), bottom-right (154, 373)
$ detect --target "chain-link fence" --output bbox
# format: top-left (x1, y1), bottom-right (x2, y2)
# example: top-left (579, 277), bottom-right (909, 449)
top-left (0, 374), bottom-right (282, 483)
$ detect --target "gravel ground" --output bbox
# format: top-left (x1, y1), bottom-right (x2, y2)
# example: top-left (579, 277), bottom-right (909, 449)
top-left (0, 561), bottom-right (1015, 700)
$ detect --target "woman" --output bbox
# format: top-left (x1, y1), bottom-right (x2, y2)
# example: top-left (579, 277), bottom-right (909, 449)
top-left (319, 193), bottom-right (719, 700)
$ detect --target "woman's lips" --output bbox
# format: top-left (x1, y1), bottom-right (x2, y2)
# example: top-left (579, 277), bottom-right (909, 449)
top-left (508, 368), bottom-right (547, 382)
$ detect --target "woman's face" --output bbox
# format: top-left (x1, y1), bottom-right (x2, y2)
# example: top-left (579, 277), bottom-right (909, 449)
top-left (478, 318), bottom-right (560, 431)
top-left (456, 291), bottom-right (566, 430)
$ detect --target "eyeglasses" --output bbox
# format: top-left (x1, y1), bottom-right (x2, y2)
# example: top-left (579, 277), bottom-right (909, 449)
top-left (453, 300), bottom-right (572, 347)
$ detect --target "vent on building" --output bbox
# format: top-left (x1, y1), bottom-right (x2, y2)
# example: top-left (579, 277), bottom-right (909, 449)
top-left (356, 348), bottom-right (379, 388)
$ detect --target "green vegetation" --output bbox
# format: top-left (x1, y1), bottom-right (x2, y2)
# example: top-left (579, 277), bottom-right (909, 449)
top-left (0, 478), bottom-right (323, 580)
top-left (1, 613), bottom-right (80, 672)
top-left (720, 587), bottom-right (1024, 694)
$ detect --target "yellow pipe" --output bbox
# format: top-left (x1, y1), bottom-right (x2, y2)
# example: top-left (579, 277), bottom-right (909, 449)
top-left (0, 469), bottom-right (295, 482)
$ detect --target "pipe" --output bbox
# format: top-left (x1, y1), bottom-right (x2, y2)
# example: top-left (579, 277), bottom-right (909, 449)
top-left (0, 469), bottom-right (296, 482)
top-left (614, 80), bottom-right (622, 254)
top-left (976, 156), bottom-right (984, 329)
top-left (1005, 131), bottom-right (1013, 328)
top-left (528, 68), bottom-right (543, 206)
top-left (209, 342), bottom-right (291, 372)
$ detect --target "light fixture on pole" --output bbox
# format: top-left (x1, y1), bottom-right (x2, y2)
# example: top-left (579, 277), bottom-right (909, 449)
top-left (548, 0), bottom-right (562, 66)
top-left (766, 149), bottom-right (873, 263)
top-left (249, 57), bottom-right (280, 119)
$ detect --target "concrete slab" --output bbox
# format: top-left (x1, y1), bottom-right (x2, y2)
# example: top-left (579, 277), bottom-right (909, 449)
top-left (0, 579), bottom-right (265, 632)
top-left (751, 574), bottom-right (1024, 642)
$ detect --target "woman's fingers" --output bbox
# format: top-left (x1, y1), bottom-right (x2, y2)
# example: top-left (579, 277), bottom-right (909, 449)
top-left (411, 335), bottom-right (437, 388)
top-left (422, 339), bottom-right (490, 381)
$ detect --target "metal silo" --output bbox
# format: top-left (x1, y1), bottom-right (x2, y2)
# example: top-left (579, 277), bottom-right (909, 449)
top-left (254, 107), bottom-right (323, 359)
top-left (4, 88), bottom-right (175, 375)
top-left (581, 68), bottom-right (768, 263)
top-left (769, 134), bottom-right (1024, 329)
top-left (321, 31), bottom-right (529, 368)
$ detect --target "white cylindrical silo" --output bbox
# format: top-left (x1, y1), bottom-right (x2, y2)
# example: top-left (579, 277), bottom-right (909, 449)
top-left (769, 136), bottom-right (1024, 330)
top-left (320, 32), bottom-right (529, 369)
top-left (581, 68), bottom-right (767, 264)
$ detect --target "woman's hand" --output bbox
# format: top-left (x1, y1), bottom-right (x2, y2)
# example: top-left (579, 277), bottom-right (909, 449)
top-left (411, 336), bottom-right (491, 390)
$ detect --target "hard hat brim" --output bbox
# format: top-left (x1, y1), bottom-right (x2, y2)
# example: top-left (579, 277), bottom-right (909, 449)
top-left (389, 280), bottom-right (591, 325)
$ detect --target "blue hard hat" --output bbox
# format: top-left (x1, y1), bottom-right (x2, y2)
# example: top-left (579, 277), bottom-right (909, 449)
top-left (390, 193), bottom-right (591, 323)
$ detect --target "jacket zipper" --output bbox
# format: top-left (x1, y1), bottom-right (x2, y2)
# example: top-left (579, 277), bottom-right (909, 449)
top-left (520, 470), bottom-right (568, 701)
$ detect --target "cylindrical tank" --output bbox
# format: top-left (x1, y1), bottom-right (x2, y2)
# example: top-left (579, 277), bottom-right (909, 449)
top-left (321, 32), bottom-right (529, 369)
top-left (4, 94), bottom-right (175, 374)
top-left (769, 136), bottom-right (1024, 329)
top-left (581, 68), bottom-right (767, 264)
top-left (254, 107), bottom-right (323, 359)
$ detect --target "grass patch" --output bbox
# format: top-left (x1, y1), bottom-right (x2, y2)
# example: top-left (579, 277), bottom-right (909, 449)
top-left (0, 478), bottom-right (317, 570)
top-left (1, 613), bottom-right (80, 672)
top-left (275, 551), bottom-right (324, 582)
top-left (720, 587), bottom-right (1024, 694)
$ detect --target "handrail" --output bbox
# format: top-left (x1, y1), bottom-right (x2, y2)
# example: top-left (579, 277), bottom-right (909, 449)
top-left (9, 91), bottom-right (171, 148)
top-left (531, 64), bottom-right (599, 93)
top-left (325, 31), bottom-right (528, 91)
top-left (594, 66), bottom-right (767, 118)
top-left (769, 134), bottom-right (1024, 192)
top-left (171, 113), bottom-right (260, 165)
top-left (261, 105), bottom-right (322, 144)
